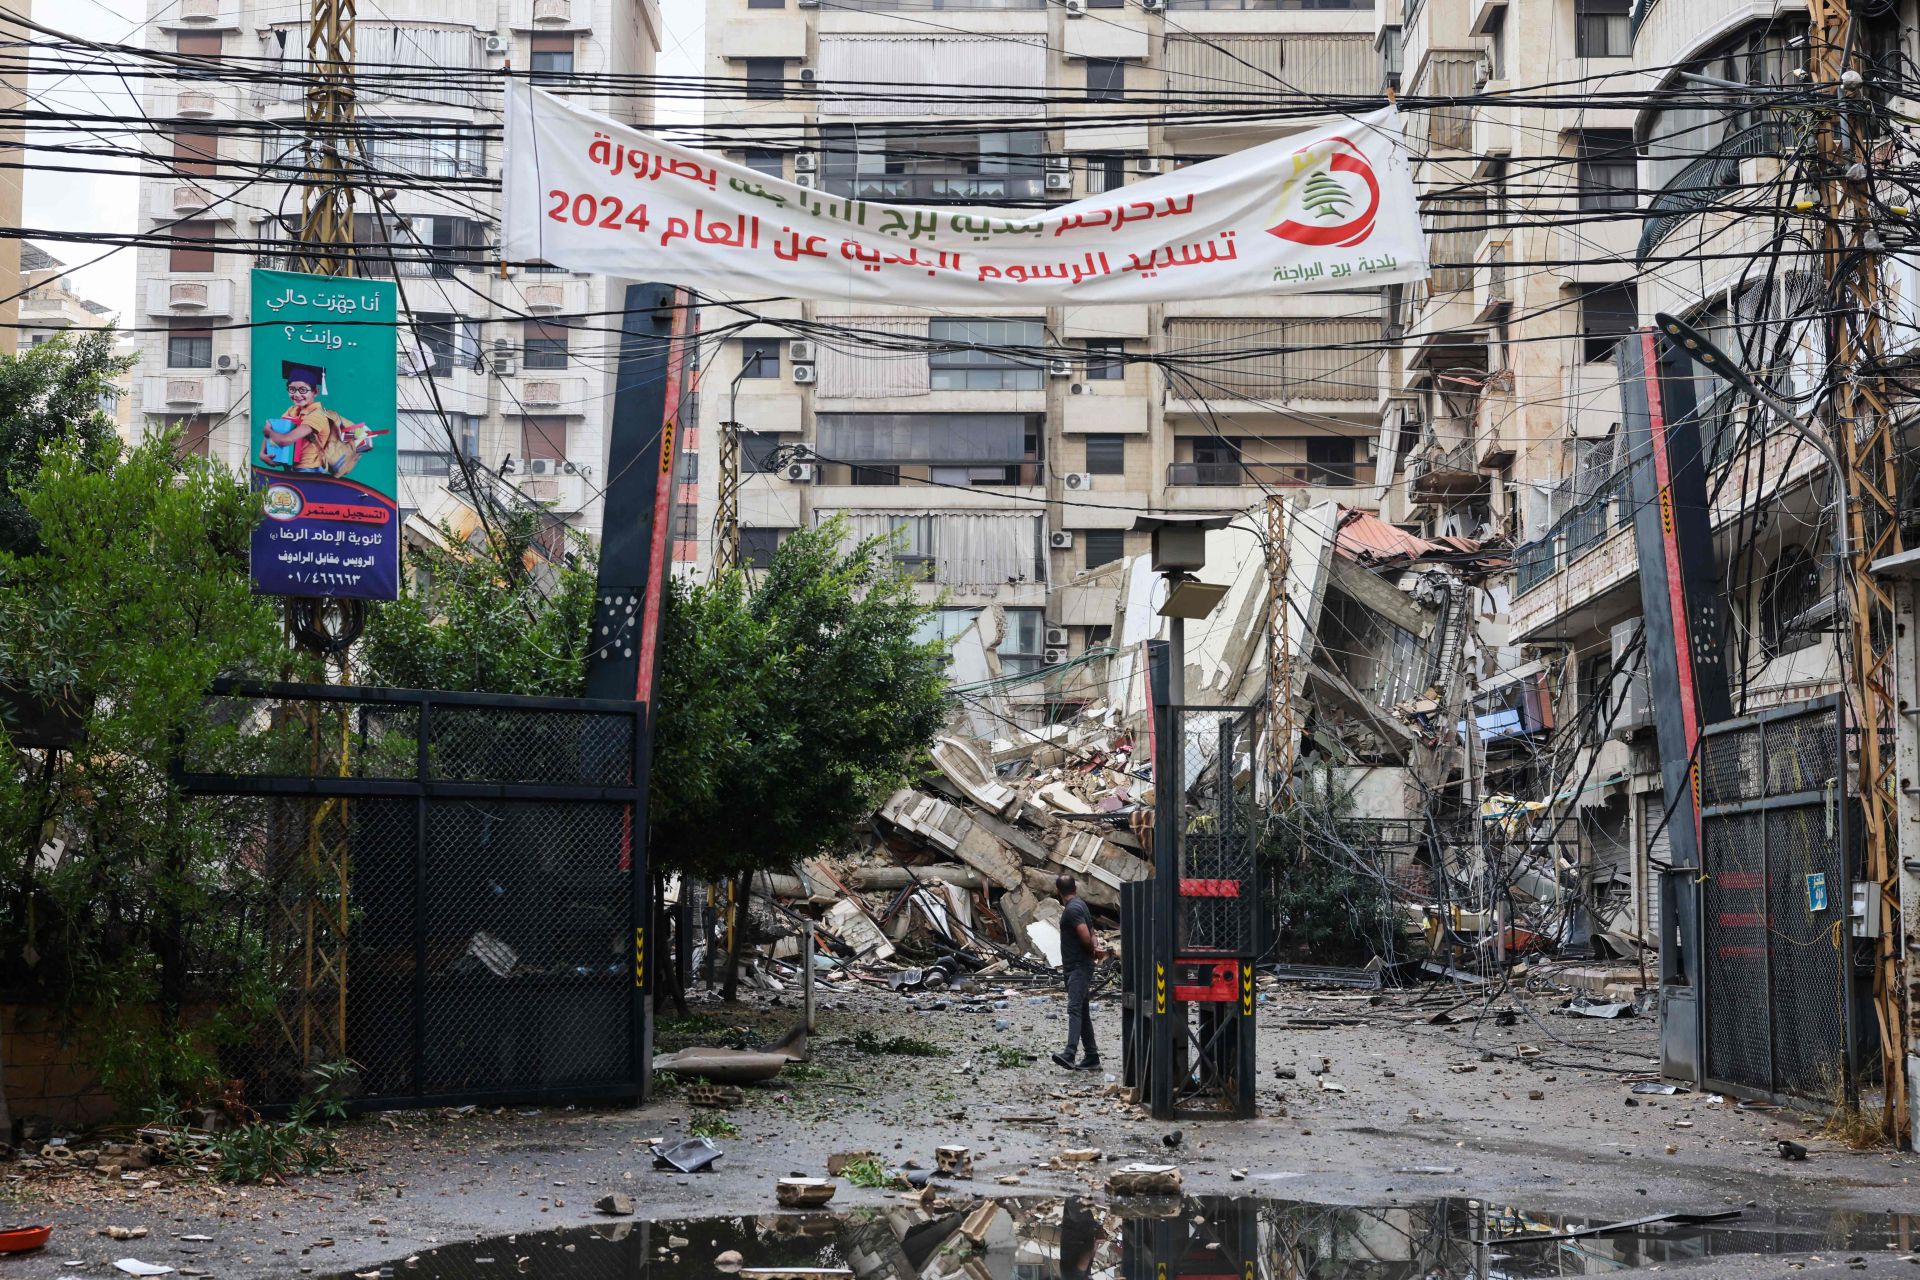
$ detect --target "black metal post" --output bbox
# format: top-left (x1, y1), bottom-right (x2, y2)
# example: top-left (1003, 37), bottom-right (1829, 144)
top-left (1148, 637), bottom-right (1176, 1120)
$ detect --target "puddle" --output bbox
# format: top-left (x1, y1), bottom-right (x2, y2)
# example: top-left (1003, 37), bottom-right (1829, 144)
top-left (324, 1195), bottom-right (1920, 1280)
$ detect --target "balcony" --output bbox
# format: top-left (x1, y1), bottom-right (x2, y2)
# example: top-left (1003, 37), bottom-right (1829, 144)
top-left (1167, 461), bottom-right (1360, 488)
top-left (1473, 239), bottom-right (1511, 322)
top-left (824, 173), bottom-right (1048, 202)
top-left (1406, 438), bottom-right (1480, 502)
top-left (1638, 122), bottom-right (1792, 262)
top-left (144, 277), bottom-right (235, 318)
top-left (163, 0), bottom-right (239, 27)
top-left (143, 375), bottom-right (233, 415)
top-left (513, 376), bottom-right (589, 409)
top-left (532, 0), bottom-right (570, 20)
top-left (175, 90), bottom-right (218, 118)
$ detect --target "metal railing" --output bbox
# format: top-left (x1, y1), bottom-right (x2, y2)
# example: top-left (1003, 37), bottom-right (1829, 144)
top-left (1167, 461), bottom-right (1359, 487)
top-left (1638, 122), bottom-right (1795, 262)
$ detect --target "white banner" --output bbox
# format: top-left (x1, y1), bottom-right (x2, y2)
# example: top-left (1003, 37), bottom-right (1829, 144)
top-left (502, 84), bottom-right (1429, 304)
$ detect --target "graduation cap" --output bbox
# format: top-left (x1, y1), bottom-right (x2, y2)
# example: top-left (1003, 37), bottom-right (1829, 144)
top-left (281, 360), bottom-right (326, 392)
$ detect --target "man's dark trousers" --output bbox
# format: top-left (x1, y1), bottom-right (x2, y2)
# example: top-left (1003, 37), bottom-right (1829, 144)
top-left (1064, 961), bottom-right (1097, 1063)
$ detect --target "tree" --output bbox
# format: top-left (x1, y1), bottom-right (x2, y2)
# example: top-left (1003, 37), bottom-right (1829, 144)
top-left (0, 426), bottom-right (290, 1111)
top-left (650, 518), bottom-right (949, 887)
top-left (357, 508), bottom-right (598, 696)
top-left (0, 332), bottom-right (130, 556)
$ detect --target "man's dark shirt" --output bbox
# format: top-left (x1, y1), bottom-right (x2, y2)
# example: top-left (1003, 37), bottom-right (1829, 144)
top-left (1060, 895), bottom-right (1095, 967)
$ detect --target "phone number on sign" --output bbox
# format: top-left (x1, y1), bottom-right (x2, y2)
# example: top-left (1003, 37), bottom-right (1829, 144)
top-left (278, 571), bottom-right (367, 588)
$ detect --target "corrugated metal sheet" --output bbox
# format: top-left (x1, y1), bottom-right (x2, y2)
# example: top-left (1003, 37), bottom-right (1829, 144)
top-left (1334, 509), bottom-right (1437, 562)
top-left (814, 317), bottom-right (931, 399)
top-left (817, 36), bottom-right (1045, 116)
top-left (1163, 34), bottom-right (1375, 100)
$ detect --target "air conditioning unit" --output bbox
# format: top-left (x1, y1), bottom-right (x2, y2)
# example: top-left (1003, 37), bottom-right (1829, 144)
top-left (1044, 648), bottom-right (1068, 664)
top-left (1135, 156), bottom-right (1161, 174)
top-left (1044, 171), bottom-right (1073, 193)
top-left (1048, 358), bottom-right (1074, 377)
top-left (794, 153), bottom-right (818, 172)
top-left (484, 33), bottom-right (508, 53)
top-left (1062, 472), bottom-right (1093, 491)
top-left (1141, 0), bottom-right (1165, 10)
top-left (214, 353), bottom-right (243, 373)
top-left (1044, 626), bottom-right (1070, 649)
top-left (783, 461), bottom-right (814, 483)
top-left (789, 339), bottom-right (816, 363)
top-left (1045, 155), bottom-right (1071, 172)
top-left (1064, 0), bottom-right (1087, 15)
top-left (792, 364), bottom-right (817, 384)
top-left (1473, 53), bottom-right (1492, 87)
top-left (1049, 530), bottom-right (1075, 550)
top-left (527, 458), bottom-right (556, 477)
top-left (797, 66), bottom-right (817, 84)
top-left (798, 0), bottom-right (819, 7)
top-left (794, 173), bottom-right (817, 189)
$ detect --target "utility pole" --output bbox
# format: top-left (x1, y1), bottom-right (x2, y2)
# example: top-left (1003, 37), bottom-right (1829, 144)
top-left (286, 0), bottom-right (360, 1072)
top-left (293, 0), bottom-right (357, 277)
top-left (714, 421), bottom-right (739, 573)
top-left (1807, 0), bottom-right (1907, 1139)
top-left (1265, 493), bottom-right (1294, 805)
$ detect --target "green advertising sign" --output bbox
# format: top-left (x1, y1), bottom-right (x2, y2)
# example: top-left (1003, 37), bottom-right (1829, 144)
top-left (248, 268), bottom-right (401, 600)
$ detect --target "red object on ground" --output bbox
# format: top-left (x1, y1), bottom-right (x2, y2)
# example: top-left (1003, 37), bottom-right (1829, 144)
top-left (0, 1224), bottom-right (52, 1253)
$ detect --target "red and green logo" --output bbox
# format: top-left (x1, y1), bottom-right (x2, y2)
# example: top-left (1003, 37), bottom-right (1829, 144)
top-left (1266, 136), bottom-right (1381, 249)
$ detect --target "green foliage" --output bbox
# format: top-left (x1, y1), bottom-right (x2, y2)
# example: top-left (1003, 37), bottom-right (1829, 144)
top-left (204, 1061), bottom-right (352, 1183)
top-left (0, 332), bottom-right (130, 556)
top-left (840, 1153), bottom-right (891, 1188)
top-left (651, 517), bottom-right (948, 880)
top-left (357, 508), bottom-right (598, 696)
top-left (989, 1046), bottom-right (1035, 1069)
top-left (688, 1112), bottom-right (739, 1139)
top-left (0, 422), bottom-right (290, 1088)
top-left (850, 1028), bottom-right (948, 1058)
top-left (1261, 771), bottom-right (1406, 967)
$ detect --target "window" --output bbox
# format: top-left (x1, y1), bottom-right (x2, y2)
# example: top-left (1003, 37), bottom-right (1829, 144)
top-left (743, 431), bottom-right (784, 473)
top-left (166, 320), bottom-right (212, 369)
top-left (172, 414), bottom-right (212, 457)
top-left (1084, 153), bottom-right (1127, 194)
top-left (1085, 58), bottom-right (1125, 102)
top-left (1081, 339), bottom-right (1125, 380)
top-left (748, 0), bottom-right (785, 7)
top-left (928, 317), bottom-right (1045, 390)
top-left (1306, 437), bottom-right (1356, 485)
top-left (742, 527), bottom-right (790, 568)
top-left (740, 338), bottom-right (780, 378)
top-left (529, 33), bottom-right (575, 81)
top-left (852, 463), bottom-right (901, 486)
top-left (1577, 648), bottom-right (1613, 744)
top-left (672, 502), bottom-right (698, 541)
top-left (743, 58), bottom-right (787, 99)
top-left (819, 124), bottom-right (1046, 201)
top-left (1083, 529), bottom-right (1125, 567)
top-left (170, 220), bottom-right (217, 272)
top-left (1579, 282), bottom-right (1639, 363)
top-left (1762, 544), bottom-right (1823, 656)
top-left (1088, 0), bottom-right (1123, 7)
top-left (416, 314), bottom-right (481, 375)
top-left (524, 320), bottom-right (569, 369)
top-left (173, 128), bottom-right (218, 178)
top-left (176, 32), bottom-right (221, 59)
top-left (397, 410), bottom-right (478, 476)
top-left (1577, 130), bottom-right (1637, 211)
top-left (1084, 433), bottom-right (1126, 475)
top-left (1575, 0), bottom-right (1631, 57)
top-left (1484, 5), bottom-right (1506, 79)
top-left (521, 417), bottom-right (567, 463)
top-left (1000, 608), bottom-right (1045, 674)
top-left (742, 148), bottom-right (784, 179)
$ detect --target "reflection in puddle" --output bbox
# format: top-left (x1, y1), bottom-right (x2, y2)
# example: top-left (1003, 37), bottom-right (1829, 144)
top-left (325, 1195), bottom-right (1920, 1280)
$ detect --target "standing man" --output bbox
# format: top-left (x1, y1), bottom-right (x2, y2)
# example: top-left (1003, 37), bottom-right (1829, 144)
top-left (1052, 873), bottom-right (1105, 1072)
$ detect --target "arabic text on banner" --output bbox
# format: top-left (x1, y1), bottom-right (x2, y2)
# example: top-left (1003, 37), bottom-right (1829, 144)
top-left (248, 268), bottom-right (402, 602)
top-left (502, 85), bottom-right (1429, 303)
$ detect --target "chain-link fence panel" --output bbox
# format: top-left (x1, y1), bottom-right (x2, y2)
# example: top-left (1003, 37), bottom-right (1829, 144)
top-left (1698, 697), bottom-right (1859, 1104)
top-left (180, 681), bottom-right (646, 1111)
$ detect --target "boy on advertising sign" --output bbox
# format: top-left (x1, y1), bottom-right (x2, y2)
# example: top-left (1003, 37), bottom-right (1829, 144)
top-left (249, 268), bottom-right (401, 601)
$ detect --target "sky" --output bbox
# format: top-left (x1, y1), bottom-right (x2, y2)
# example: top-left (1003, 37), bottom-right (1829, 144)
top-left (21, 0), bottom-right (705, 321)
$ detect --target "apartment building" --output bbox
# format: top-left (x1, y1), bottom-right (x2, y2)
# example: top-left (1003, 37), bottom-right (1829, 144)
top-left (1381, 0), bottom-right (1920, 946)
top-left (690, 0), bottom-right (1387, 708)
top-left (130, 0), bottom-right (661, 534)
top-left (19, 243), bottom-right (135, 438)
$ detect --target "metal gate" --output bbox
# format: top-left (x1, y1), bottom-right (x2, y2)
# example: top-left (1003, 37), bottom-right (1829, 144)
top-left (1699, 696), bottom-right (1863, 1103)
top-left (178, 680), bottom-right (649, 1110)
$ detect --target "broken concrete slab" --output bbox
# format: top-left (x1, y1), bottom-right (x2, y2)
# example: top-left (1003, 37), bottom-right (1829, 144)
top-left (776, 1178), bottom-right (837, 1208)
top-left (931, 736), bottom-right (1019, 816)
top-left (825, 898), bottom-right (895, 961)
top-left (848, 866), bottom-right (986, 892)
top-left (877, 790), bottom-right (1023, 891)
top-left (1108, 1163), bottom-right (1181, 1195)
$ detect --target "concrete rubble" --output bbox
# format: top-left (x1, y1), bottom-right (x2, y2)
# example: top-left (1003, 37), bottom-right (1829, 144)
top-left (699, 498), bottom-right (1650, 1002)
